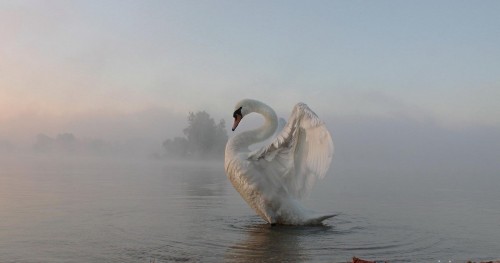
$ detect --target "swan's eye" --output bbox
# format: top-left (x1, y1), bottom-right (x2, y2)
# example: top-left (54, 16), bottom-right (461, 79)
top-left (233, 107), bottom-right (243, 118)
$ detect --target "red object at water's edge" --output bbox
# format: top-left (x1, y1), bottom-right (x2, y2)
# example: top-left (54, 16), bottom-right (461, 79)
top-left (352, 257), bottom-right (500, 263)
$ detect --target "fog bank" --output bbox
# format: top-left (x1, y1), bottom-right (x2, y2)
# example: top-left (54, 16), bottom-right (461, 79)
top-left (1, 108), bottom-right (498, 178)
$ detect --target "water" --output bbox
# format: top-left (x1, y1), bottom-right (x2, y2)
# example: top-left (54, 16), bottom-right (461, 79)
top-left (1, 156), bottom-right (499, 262)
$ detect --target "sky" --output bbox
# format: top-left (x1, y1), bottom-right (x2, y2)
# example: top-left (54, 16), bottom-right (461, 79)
top-left (1, 0), bottom-right (500, 148)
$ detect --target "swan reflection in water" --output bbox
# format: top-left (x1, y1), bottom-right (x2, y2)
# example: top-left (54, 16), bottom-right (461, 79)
top-left (225, 220), bottom-right (332, 262)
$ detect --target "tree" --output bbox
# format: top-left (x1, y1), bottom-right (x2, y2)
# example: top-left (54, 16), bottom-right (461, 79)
top-left (163, 111), bottom-right (228, 159)
top-left (162, 137), bottom-right (189, 158)
top-left (56, 133), bottom-right (78, 152)
top-left (33, 134), bottom-right (55, 152)
top-left (33, 133), bottom-right (79, 153)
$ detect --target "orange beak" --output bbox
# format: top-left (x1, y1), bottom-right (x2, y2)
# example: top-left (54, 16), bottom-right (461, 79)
top-left (232, 115), bottom-right (242, 131)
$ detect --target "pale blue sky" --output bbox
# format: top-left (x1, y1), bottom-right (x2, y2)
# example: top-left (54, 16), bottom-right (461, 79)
top-left (1, 0), bottom-right (500, 137)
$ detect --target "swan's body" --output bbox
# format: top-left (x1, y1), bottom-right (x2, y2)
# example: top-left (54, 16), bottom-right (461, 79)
top-left (224, 99), bottom-right (334, 225)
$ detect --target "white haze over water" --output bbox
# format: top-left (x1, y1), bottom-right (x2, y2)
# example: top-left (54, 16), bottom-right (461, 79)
top-left (1, 104), bottom-right (500, 180)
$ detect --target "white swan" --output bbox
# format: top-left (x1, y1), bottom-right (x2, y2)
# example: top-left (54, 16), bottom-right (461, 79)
top-left (224, 99), bottom-right (335, 225)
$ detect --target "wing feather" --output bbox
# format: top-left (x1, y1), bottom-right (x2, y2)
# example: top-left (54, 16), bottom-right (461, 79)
top-left (248, 103), bottom-right (334, 198)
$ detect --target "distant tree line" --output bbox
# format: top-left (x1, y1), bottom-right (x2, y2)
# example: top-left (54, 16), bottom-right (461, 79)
top-left (163, 111), bottom-right (228, 159)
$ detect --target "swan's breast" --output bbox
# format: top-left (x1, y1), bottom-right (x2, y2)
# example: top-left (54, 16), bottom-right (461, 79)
top-left (224, 156), bottom-right (271, 222)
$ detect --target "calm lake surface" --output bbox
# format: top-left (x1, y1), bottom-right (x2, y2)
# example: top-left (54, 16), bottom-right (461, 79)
top-left (1, 156), bottom-right (499, 262)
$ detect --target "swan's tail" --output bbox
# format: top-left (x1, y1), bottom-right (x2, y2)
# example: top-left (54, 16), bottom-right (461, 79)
top-left (270, 198), bottom-right (337, 225)
top-left (303, 213), bottom-right (337, 225)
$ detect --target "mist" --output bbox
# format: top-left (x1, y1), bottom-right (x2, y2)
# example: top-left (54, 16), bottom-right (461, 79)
top-left (2, 105), bottom-right (498, 179)
top-left (330, 115), bottom-right (500, 170)
top-left (0, 107), bottom-right (186, 158)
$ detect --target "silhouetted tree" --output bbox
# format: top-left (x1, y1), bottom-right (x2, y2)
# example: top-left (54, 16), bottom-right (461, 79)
top-left (33, 134), bottom-right (55, 152)
top-left (163, 111), bottom-right (228, 159)
top-left (33, 133), bottom-right (79, 153)
top-left (56, 133), bottom-right (78, 152)
top-left (162, 137), bottom-right (189, 158)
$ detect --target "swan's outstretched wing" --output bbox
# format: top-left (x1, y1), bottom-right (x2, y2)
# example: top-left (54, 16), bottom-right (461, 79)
top-left (248, 103), bottom-right (334, 199)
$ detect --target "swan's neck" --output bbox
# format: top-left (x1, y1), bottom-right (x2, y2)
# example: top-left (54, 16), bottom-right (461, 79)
top-left (229, 101), bottom-right (278, 151)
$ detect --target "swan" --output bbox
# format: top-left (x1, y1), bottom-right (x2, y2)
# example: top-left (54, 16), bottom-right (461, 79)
top-left (224, 99), bottom-right (335, 225)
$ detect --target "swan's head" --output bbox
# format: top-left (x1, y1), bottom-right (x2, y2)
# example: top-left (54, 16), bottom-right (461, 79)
top-left (232, 106), bottom-right (243, 131)
top-left (231, 99), bottom-right (255, 131)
